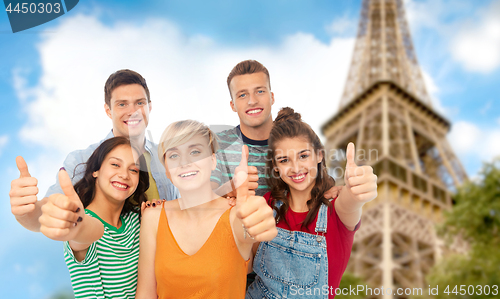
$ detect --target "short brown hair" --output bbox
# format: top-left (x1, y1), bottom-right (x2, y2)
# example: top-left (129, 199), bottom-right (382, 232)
top-left (226, 60), bottom-right (271, 98)
top-left (104, 69), bottom-right (151, 107)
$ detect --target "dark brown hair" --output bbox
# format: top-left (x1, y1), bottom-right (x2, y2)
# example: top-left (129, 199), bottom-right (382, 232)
top-left (267, 107), bottom-right (335, 231)
top-left (104, 69), bottom-right (151, 107)
top-left (226, 60), bottom-right (271, 99)
top-left (73, 137), bottom-right (150, 216)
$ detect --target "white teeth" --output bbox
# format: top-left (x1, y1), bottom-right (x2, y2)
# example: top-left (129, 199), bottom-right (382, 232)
top-left (292, 174), bottom-right (305, 180)
top-left (127, 120), bottom-right (139, 125)
top-left (112, 182), bottom-right (128, 189)
top-left (247, 109), bottom-right (262, 114)
top-left (180, 171), bottom-right (198, 178)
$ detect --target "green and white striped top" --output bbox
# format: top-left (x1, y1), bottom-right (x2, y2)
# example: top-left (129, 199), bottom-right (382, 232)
top-left (211, 125), bottom-right (270, 196)
top-left (64, 209), bottom-right (140, 299)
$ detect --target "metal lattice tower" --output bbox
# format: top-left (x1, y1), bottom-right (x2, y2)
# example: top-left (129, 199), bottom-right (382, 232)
top-left (322, 0), bottom-right (468, 298)
top-left (340, 0), bottom-right (431, 109)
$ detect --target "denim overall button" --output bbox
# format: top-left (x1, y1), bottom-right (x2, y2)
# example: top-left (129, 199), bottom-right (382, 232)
top-left (316, 235), bottom-right (322, 242)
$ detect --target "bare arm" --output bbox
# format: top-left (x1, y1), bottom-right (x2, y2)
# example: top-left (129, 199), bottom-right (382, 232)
top-left (68, 214), bottom-right (104, 262)
top-left (39, 170), bottom-right (104, 261)
top-left (13, 198), bottom-right (46, 232)
top-left (246, 242), bottom-right (260, 274)
top-left (136, 205), bottom-right (162, 299)
top-left (335, 188), bottom-right (364, 231)
top-left (230, 146), bottom-right (277, 261)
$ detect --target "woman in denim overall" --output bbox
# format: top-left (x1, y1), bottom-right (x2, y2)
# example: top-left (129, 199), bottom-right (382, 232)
top-left (247, 107), bottom-right (378, 299)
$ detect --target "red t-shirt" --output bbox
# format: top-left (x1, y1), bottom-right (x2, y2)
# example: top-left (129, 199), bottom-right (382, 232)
top-left (264, 192), bottom-right (359, 298)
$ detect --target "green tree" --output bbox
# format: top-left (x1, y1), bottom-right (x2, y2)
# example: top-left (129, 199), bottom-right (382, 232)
top-left (336, 272), bottom-right (368, 299)
top-left (423, 159), bottom-right (500, 299)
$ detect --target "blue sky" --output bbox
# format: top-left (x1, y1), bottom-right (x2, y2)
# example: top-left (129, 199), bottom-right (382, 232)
top-left (1, 0), bottom-right (499, 298)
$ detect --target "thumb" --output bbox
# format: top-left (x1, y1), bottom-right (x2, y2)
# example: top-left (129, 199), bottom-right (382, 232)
top-left (235, 145), bottom-right (249, 204)
top-left (239, 145), bottom-right (249, 170)
top-left (16, 156), bottom-right (31, 178)
top-left (346, 142), bottom-right (357, 169)
top-left (58, 169), bottom-right (79, 201)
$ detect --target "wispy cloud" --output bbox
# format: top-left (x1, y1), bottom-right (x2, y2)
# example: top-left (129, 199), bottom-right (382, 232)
top-left (11, 13), bottom-right (354, 202)
top-left (15, 14), bottom-right (355, 154)
top-left (479, 100), bottom-right (493, 115)
top-left (325, 14), bottom-right (357, 36)
top-left (0, 135), bottom-right (9, 157)
top-left (451, 0), bottom-right (500, 73)
top-left (449, 120), bottom-right (500, 163)
top-left (421, 69), bottom-right (446, 114)
top-left (405, 0), bottom-right (500, 74)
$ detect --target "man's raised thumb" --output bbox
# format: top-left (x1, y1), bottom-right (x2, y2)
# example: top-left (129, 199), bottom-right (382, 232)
top-left (235, 145), bottom-right (251, 203)
top-left (16, 156), bottom-right (31, 178)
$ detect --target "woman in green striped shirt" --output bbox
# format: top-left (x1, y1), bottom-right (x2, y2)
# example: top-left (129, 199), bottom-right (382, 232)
top-left (38, 137), bottom-right (150, 299)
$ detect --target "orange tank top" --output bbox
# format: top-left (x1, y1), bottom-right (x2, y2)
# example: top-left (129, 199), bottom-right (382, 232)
top-left (155, 205), bottom-right (247, 299)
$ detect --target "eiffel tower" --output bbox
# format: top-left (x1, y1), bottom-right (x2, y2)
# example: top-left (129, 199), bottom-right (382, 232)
top-left (321, 0), bottom-right (468, 298)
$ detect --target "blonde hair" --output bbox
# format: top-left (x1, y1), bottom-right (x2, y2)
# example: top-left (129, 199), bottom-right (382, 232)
top-left (158, 120), bottom-right (219, 166)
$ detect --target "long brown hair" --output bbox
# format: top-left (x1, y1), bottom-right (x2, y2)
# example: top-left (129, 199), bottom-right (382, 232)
top-left (73, 137), bottom-right (150, 216)
top-left (266, 107), bottom-right (335, 231)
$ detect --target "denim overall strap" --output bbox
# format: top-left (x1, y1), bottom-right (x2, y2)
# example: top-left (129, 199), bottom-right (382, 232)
top-left (272, 200), bottom-right (284, 218)
top-left (274, 200), bottom-right (284, 209)
top-left (274, 200), bottom-right (328, 234)
top-left (314, 204), bottom-right (329, 234)
top-left (247, 199), bottom-right (329, 299)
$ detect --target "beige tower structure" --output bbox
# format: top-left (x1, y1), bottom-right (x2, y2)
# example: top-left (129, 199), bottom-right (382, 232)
top-left (321, 0), bottom-right (467, 298)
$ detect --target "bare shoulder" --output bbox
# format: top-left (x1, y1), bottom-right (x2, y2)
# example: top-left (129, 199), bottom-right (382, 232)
top-left (163, 199), bottom-right (180, 211)
top-left (141, 201), bottom-right (166, 229)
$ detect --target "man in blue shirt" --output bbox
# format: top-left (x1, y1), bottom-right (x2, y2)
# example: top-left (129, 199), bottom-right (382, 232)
top-left (10, 69), bottom-right (179, 232)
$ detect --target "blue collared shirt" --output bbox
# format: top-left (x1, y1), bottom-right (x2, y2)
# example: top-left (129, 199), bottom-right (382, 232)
top-left (45, 131), bottom-right (179, 201)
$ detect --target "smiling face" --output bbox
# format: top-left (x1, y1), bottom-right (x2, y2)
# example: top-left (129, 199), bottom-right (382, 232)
top-left (163, 134), bottom-right (216, 192)
top-left (273, 137), bottom-right (323, 193)
top-left (93, 144), bottom-right (140, 204)
top-left (105, 84), bottom-right (151, 139)
top-left (229, 72), bottom-right (275, 134)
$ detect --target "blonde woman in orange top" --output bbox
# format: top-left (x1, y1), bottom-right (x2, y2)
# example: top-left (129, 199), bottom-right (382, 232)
top-left (135, 120), bottom-right (277, 299)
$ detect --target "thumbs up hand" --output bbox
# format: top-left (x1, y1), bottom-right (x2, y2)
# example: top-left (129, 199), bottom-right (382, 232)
top-left (344, 142), bottom-right (377, 204)
top-left (9, 156), bottom-right (39, 217)
top-left (39, 169), bottom-right (84, 241)
top-left (234, 146), bottom-right (277, 243)
top-left (229, 145), bottom-right (259, 198)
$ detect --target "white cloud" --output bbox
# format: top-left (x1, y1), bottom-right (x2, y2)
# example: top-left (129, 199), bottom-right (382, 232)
top-left (15, 14), bottom-right (354, 153)
top-left (449, 121), bottom-right (500, 162)
top-left (12, 14), bottom-right (354, 198)
top-left (405, 0), bottom-right (447, 34)
top-left (420, 69), bottom-right (461, 118)
top-left (420, 69), bottom-right (447, 114)
top-left (448, 121), bottom-right (481, 155)
top-left (451, 0), bottom-right (500, 73)
top-left (0, 135), bottom-right (8, 156)
top-left (405, 0), bottom-right (475, 35)
top-left (325, 15), bottom-right (357, 36)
